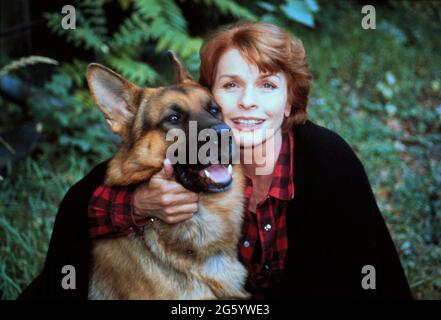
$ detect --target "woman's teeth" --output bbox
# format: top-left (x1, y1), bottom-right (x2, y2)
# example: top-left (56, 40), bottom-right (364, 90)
top-left (232, 119), bottom-right (265, 126)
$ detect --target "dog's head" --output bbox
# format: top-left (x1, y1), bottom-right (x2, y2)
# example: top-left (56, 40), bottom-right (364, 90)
top-left (87, 52), bottom-right (235, 193)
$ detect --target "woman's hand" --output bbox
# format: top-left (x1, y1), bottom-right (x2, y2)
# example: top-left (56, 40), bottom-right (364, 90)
top-left (132, 159), bottom-right (199, 224)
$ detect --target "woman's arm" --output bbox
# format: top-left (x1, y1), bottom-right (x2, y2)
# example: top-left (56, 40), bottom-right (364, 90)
top-left (88, 184), bottom-right (148, 238)
top-left (88, 159), bottom-right (199, 239)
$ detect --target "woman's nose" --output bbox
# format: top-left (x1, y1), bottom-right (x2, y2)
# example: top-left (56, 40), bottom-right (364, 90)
top-left (238, 86), bottom-right (257, 110)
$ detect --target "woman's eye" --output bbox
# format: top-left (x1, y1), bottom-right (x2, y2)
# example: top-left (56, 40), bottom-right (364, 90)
top-left (168, 114), bottom-right (180, 123)
top-left (262, 82), bottom-right (276, 89)
top-left (223, 82), bottom-right (237, 89)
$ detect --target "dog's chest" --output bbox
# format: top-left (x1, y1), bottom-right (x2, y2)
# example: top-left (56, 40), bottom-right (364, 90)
top-left (89, 235), bottom-right (248, 299)
top-left (89, 173), bottom-right (248, 299)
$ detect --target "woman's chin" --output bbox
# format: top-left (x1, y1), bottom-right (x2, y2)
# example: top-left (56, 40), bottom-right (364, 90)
top-left (233, 128), bottom-right (262, 144)
top-left (235, 137), bottom-right (261, 150)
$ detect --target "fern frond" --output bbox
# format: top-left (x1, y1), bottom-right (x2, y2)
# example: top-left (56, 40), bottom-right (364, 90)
top-left (198, 0), bottom-right (257, 20)
top-left (0, 56), bottom-right (58, 77)
top-left (161, 0), bottom-right (188, 33)
top-left (110, 12), bottom-right (153, 48)
top-left (111, 0), bottom-right (202, 62)
top-left (108, 55), bottom-right (159, 85)
top-left (59, 59), bottom-right (89, 87)
top-left (44, 1), bottom-right (109, 54)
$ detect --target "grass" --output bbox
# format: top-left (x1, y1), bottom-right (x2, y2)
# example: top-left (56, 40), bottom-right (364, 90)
top-left (0, 150), bottom-right (105, 299)
top-left (300, 4), bottom-right (441, 299)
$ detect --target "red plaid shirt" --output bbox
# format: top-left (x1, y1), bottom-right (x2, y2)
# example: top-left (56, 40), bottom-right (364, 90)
top-left (88, 185), bottom-right (150, 238)
top-left (240, 130), bottom-right (294, 297)
top-left (88, 131), bottom-right (294, 298)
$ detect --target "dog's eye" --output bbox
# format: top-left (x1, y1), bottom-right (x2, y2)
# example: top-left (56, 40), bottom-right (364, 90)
top-left (208, 105), bottom-right (220, 115)
top-left (168, 114), bottom-right (180, 123)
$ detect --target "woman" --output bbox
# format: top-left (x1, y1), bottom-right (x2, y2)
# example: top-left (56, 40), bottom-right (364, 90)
top-left (20, 22), bottom-right (412, 300)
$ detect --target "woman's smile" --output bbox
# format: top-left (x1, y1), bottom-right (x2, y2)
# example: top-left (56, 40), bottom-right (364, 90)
top-left (231, 117), bottom-right (266, 132)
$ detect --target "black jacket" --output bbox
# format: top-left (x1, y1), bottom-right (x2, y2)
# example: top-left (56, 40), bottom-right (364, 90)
top-left (19, 120), bottom-right (412, 300)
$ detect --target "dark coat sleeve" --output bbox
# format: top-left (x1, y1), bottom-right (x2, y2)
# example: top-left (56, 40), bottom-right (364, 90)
top-left (18, 160), bottom-right (109, 300)
top-left (281, 121), bottom-right (412, 299)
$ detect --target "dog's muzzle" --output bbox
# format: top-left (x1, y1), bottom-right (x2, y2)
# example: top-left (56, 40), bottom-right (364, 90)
top-left (173, 122), bottom-right (235, 193)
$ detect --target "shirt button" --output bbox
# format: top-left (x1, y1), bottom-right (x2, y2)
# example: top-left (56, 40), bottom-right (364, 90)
top-left (243, 240), bottom-right (250, 248)
top-left (264, 264), bottom-right (270, 271)
top-left (264, 224), bottom-right (272, 232)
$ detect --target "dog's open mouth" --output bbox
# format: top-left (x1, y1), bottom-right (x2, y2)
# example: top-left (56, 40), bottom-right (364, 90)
top-left (174, 163), bottom-right (233, 193)
top-left (198, 164), bottom-right (233, 191)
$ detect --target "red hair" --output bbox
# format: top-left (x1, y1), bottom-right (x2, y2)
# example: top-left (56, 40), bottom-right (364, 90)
top-left (199, 21), bottom-right (312, 131)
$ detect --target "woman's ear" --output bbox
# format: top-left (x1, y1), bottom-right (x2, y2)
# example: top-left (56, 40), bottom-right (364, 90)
top-left (167, 50), bottom-right (194, 84)
top-left (87, 63), bottom-right (141, 136)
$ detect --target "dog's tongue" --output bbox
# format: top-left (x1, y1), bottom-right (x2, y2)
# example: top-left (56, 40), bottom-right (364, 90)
top-left (199, 164), bottom-right (231, 184)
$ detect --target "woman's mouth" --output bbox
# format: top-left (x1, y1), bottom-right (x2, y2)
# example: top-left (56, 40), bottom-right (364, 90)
top-left (231, 118), bottom-right (266, 132)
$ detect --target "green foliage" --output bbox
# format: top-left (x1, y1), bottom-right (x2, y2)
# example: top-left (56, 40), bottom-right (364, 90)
top-left (293, 1), bottom-right (441, 299)
top-left (2, 0), bottom-right (439, 300)
top-left (44, 0), bottom-right (252, 86)
top-left (27, 70), bottom-right (116, 159)
top-left (45, 1), bottom-right (110, 55)
top-left (0, 152), bottom-right (92, 299)
top-left (280, 0), bottom-right (319, 27)
top-left (0, 56), bottom-right (58, 78)
top-left (200, 0), bottom-right (257, 21)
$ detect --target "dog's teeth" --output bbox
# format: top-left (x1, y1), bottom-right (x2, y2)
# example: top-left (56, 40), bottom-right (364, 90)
top-left (204, 170), bottom-right (211, 178)
top-left (228, 164), bottom-right (232, 174)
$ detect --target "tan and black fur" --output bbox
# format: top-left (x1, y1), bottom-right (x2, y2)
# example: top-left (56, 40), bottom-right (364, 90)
top-left (86, 52), bottom-right (248, 299)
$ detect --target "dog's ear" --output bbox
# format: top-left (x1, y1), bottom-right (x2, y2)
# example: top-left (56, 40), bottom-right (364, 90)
top-left (167, 50), bottom-right (193, 84)
top-left (87, 63), bottom-right (141, 136)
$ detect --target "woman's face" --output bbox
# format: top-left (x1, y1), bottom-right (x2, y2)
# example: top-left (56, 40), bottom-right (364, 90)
top-left (212, 48), bottom-right (291, 149)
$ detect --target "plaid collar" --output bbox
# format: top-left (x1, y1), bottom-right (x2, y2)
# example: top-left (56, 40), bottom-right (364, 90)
top-left (244, 130), bottom-right (295, 201)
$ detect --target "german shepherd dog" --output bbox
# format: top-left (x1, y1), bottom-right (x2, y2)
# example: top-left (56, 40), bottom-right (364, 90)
top-left (86, 52), bottom-right (249, 299)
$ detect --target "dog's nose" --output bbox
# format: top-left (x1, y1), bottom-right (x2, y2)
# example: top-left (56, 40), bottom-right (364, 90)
top-left (212, 123), bottom-right (231, 135)
top-left (196, 122), bottom-right (233, 165)
top-left (210, 123), bottom-right (233, 164)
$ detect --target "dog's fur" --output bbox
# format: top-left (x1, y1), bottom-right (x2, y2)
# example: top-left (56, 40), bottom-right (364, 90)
top-left (86, 52), bottom-right (249, 299)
